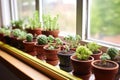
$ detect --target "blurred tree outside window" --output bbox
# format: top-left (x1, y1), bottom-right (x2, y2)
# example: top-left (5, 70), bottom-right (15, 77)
top-left (89, 0), bottom-right (120, 45)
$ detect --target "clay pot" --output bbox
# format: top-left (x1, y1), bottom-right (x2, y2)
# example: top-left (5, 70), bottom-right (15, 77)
top-left (26, 28), bottom-right (42, 36)
top-left (44, 45), bottom-right (60, 66)
top-left (91, 60), bottom-right (119, 80)
top-left (35, 43), bottom-right (47, 60)
top-left (42, 30), bottom-right (59, 38)
top-left (23, 40), bottom-right (37, 56)
top-left (91, 50), bottom-right (102, 60)
top-left (70, 55), bottom-right (94, 79)
top-left (57, 50), bottom-right (75, 72)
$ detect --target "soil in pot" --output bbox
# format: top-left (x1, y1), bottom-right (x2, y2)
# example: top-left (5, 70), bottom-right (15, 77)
top-left (92, 60), bottom-right (119, 80)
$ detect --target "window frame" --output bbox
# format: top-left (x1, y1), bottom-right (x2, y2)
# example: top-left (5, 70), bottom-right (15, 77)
top-left (84, 0), bottom-right (120, 49)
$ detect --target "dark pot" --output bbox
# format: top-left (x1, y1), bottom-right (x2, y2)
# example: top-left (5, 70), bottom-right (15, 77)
top-left (3, 36), bottom-right (11, 45)
top-left (70, 55), bottom-right (94, 79)
top-left (91, 60), bottom-right (119, 80)
top-left (42, 30), bottom-right (59, 38)
top-left (58, 50), bottom-right (75, 72)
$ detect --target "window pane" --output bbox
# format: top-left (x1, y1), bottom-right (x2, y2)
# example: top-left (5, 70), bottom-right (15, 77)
top-left (42, 0), bottom-right (76, 35)
top-left (17, 0), bottom-right (35, 19)
top-left (89, 0), bottom-right (120, 45)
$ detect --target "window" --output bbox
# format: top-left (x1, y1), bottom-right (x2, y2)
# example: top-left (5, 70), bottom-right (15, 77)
top-left (87, 0), bottom-right (120, 47)
top-left (42, 0), bottom-right (76, 36)
top-left (16, 0), bottom-right (35, 19)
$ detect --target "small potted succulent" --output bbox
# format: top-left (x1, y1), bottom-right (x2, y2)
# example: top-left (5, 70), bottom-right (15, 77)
top-left (35, 35), bottom-right (48, 60)
top-left (70, 46), bottom-right (93, 80)
top-left (42, 14), bottom-right (59, 37)
top-left (26, 11), bottom-right (42, 36)
top-left (44, 35), bottom-right (63, 66)
top-left (64, 35), bottom-right (81, 51)
top-left (17, 31), bottom-right (27, 50)
top-left (87, 42), bottom-right (102, 60)
top-left (91, 53), bottom-right (119, 80)
top-left (57, 44), bottom-right (75, 72)
top-left (23, 33), bottom-right (36, 56)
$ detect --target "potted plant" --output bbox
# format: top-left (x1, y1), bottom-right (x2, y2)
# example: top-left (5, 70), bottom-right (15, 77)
top-left (35, 35), bottom-right (48, 60)
top-left (57, 44), bottom-right (75, 72)
top-left (26, 11), bottom-right (42, 36)
top-left (42, 14), bottom-right (59, 37)
top-left (64, 35), bottom-right (81, 51)
top-left (70, 46), bottom-right (93, 80)
top-left (44, 35), bottom-right (62, 66)
top-left (23, 33), bottom-right (37, 56)
top-left (17, 31), bottom-right (27, 50)
top-left (91, 53), bottom-right (119, 80)
top-left (87, 42), bottom-right (102, 60)
top-left (11, 19), bottom-right (24, 30)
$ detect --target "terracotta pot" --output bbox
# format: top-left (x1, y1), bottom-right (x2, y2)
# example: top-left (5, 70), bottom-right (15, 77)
top-left (26, 28), bottom-right (42, 36)
top-left (58, 50), bottom-right (75, 72)
top-left (42, 30), bottom-right (59, 38)
top-left (0, 33), bottom-right (4, 42)
top-left (23, 40), bottom-right (37, 56)
top-left (91, 60), bottom-right (119, 80)
top-left (44, 45), bottom-right (60, 66)
top-left (35, 43), bottom-right (47, 60)
top-left (91, 50), bottom-right (102, 60)
top-left (70, 55), bottom-right (94, 79)
top-left (17, 38), bottom-right (25, 50)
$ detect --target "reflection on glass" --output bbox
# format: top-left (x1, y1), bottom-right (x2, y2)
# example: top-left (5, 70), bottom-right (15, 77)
top-left (89, 0), bottom-right (120, 45)
top-left (42, 0), bottom-right (76, 35)
top-left (17, 0), bottom-right (35, 19)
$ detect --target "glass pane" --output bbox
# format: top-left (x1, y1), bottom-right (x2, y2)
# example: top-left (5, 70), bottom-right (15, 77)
top-left (89, 0), bottom-right (120, 45)
top-left (42, 0), bottom-right (76, 35)
top-left (17, 0), bottom-right (35, 19)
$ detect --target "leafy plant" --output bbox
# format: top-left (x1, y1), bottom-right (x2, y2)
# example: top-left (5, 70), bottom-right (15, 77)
top-left (107, 47), bottom-right (119, 60)
top-left (26, 33), bottom-right (33, 42)
top-left (4, 29), bottom-right (11, 36)
top-left (87, 42), bottom-right (101, 53)
top-left (75, 46), bottom-right (92, 60)
top-left (47, 35), bottom-right (55, 43)
top-left (100, 53), bottom-right (111, 66)
top-left (42, 14), bottom-right (59, 31)
top-left (27, 11), bottom-right (41, 29)
top-left (47, 37), bottom-right (63, 50)
top-left (37, 35), bottom-right (48, 45)
top-left (11, 19), bottom-right (24, 29)
top-left (18, 31), bottom-right (27, 40)
top-left (11, 29), bottom-right (21, 37)
top-left (0, 28), bottom-right (5, 34)
top-left (64, 35), bottom-right (81, 49)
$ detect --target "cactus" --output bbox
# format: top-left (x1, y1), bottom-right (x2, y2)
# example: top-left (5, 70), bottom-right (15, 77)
top-left (37, 35), bottom-right (48, 45)
top-left (47, 35), bottom-right (55, 43)
top-left (26, 33), bottom-right (33, 42)
top-left (12, 29), bottom-right (21, 37)
top-left (107, 47), bottom-right (119, 60)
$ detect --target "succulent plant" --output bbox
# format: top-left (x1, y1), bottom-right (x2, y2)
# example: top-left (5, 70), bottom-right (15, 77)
top-left (12, 29), bottom-right (21, 37)
top-left (47, 35), bottom-right (55, 43)
top-left (11, 19), bottom-right (24, 29)
top-left (64, 35), bottom-right (81, 49)
top-left (100, 53), bottom-right (111, 66)
top-left (87, 42), bottom-right (101, 53)
top-left (107, 47), bottom-right (119, 60)
top-left (26, 33), bottom-right (33, 42)
top-left (37, 35), bottom-right (48, 45)
top-left (75, 46), bottom-right (92, 60)
top-left (18, 31), bottom-right (27, 40)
